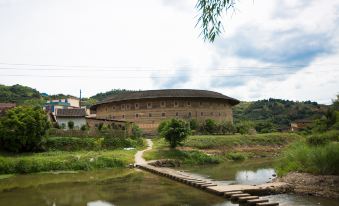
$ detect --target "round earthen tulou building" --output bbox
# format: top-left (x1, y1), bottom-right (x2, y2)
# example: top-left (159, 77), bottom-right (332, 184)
top-left (91, 89), bottom-right (240, 133)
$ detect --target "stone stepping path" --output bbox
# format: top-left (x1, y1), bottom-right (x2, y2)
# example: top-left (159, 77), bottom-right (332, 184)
top-left (136, 163), bottom-right (280, 206)
top-left (135, 140), bottom-right (281, 206)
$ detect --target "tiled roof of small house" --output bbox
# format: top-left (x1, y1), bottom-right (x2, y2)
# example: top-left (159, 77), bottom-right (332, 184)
top-left (91, 89), bottom-right (240, 110)
top-left (55, 108), bottom-right (86, 117)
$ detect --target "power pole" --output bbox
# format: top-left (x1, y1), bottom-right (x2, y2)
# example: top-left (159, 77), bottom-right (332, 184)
top-left (79, 89), bottom-right (82, 108)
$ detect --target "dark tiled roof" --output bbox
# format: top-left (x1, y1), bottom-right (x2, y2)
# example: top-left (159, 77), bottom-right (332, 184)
top-left (56, 108), bottom-right (86, 117)
top-left (91, 89), bottom-right (240, 110)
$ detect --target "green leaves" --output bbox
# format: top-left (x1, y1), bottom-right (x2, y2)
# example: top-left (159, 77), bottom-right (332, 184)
top-left (196, 0), bottom-right (235, 42)
top-left (158, 119), bottom-right (191, 148)
top-left (0, 106), bottom-right (50, 153)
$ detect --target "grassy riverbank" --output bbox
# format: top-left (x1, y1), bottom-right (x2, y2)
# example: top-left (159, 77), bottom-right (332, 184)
top-left (0, 136), bottom-right (146, 174)
top-left (276, 141), bottom-right (339, 176)
top-left (144, 138), bottom-right (221, 164)
top-left (0, 150), bottom-right (136, 174)
top-left (144, 133), bottom-right (301, 165)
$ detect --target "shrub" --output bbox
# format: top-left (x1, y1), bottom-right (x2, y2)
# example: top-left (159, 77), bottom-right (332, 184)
top-left (200, 119), bottom-right (218, 134)
top-left (255, 121), bottom-right (277, 133)
top-left (80, 124), bottom-right (88, 131)
top-left (131, 124), bottom-right (143, 138)
top-left (158, 119), bottom-right (191, 148)
top-left (67, 121), bottom-right (74, 129)
top-left (219, 121), bottom-right (236, 134)
top-left (236, 121), bottom-right (255, 134)
top-left (157, 120), bottom-right (170, 134)
top-left (276, 141), bottom-right (339, 176)
top-left (189, 119), bottom-right (199, 130)
top-left (45, 137), bottom-right (100, 151)
top-left (0, 106), bottom-right (50, 153)
top-left (102, 137), bottom-right (144, 149)
top-left (226, 152), bottom-right (246, 161)
top-left (307, 130), bottom-right (339, 146)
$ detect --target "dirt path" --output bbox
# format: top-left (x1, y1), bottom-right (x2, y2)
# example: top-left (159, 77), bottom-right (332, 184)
top-left (134, 139), bottom-right (153, 165)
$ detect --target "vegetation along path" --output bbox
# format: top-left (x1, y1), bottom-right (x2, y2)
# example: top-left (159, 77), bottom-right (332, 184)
top-left (135, 139), bottom-right (287, 205)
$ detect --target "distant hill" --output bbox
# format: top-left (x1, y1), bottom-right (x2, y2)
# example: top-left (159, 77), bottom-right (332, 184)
top-left (0, 84), bottom-right (41, 104)
top-left (90, 89), bottom-right (134, 102)
top-left (0, 84), bottom-right (330, 125)
top-left (233, 98), bottom-right (328, 130)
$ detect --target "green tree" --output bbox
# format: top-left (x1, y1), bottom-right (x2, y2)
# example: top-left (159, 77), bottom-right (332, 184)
top-left (159, 119), bottom-right (191, 148)
top-left (0, 106), bottom-right (50, 153)
top-left (67, 121), bottom-right (74, 130)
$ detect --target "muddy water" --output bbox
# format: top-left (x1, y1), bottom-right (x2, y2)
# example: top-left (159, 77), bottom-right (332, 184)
top-left (0, 169), bottom-right (232, 206)
top-left (0, 159), bottom-right (338, 206)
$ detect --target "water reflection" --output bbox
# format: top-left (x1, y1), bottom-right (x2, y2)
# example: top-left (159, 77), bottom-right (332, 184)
top-left (87, 200), bottom-right (115, 206)
top-left (235, 168), bottom-right (275, 184)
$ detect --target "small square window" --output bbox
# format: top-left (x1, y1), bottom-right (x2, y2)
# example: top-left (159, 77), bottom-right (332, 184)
top-left (147, 103), bottom-right (152, 109)
top-left (149, 113), bottom-right (152, 117)
top-left (113, 106), bottom-right (116, 110)
top-left (176, 112), bottom-right (179, 117)
top-left (161, 112), bottom-right (166, 117)
top-left (135, 114), bottom-right (139, 118)
top-left (201, 112), bottom-right (203, 116)
top-left (122, 114), bottom-right (125, 119)
top-left (187, 101), bottom-right (191, 106)
top-left (174, 101), bottom-right (179, 107)
top-left (126, 104), bottom-right (130, 110)
top-left (121, 104), bottom-right (125, 110)
top-left (135, 103), bottom-right (139, 109)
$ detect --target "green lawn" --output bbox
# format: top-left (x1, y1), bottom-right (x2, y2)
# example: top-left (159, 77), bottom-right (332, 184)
top-left (0, 150), bottom-right (136, 174)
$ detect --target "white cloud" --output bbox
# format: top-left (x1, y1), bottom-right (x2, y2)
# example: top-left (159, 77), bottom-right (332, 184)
top-left (0, 0), bottom-right (338, 104)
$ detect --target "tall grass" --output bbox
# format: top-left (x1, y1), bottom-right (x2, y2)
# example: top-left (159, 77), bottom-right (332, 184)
top-left (0, 150), bottom-right (136, 174)
top-left (276, 141), bottom-right (339, 176)
top-left (143, 138), bottom-right (220, 165)
top-left (184, 133), bottom-right (301, 149)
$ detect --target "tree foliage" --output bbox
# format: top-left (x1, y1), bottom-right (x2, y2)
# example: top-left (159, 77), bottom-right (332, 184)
top-left (158, 119), bottom-right (191, 148)
top-left (0, 84), bottom-right (41, 104)
top-left (234, 98), bottom-right (327, 131)
top-left (0, 106), bottom-right (50, 153)
top-left (196, 0), bottom-right (236, 42)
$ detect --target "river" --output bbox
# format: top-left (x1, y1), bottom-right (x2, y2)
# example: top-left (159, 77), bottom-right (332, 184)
top-left (0, 159), bottom-right (338, 205)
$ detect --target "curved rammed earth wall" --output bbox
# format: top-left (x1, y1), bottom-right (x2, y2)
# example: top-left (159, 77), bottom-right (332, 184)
top-left (95, 98), bottom-right (234, 133)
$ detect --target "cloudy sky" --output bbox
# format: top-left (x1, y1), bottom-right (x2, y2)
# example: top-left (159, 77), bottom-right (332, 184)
top-left (0, 0), bottom-right (338, 104)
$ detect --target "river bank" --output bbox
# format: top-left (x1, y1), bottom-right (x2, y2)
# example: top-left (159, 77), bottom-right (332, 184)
top-left (275, 172), bottom-right (339, 199)
top-left (144, 133), bottom-right (301, 164)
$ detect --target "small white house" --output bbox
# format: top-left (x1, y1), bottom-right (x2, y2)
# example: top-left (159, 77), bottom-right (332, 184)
top-left (55, 108), bottom-right (86, 129)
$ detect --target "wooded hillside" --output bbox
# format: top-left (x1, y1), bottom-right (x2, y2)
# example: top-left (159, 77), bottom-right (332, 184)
top-left (233, 98), bottom-right (328, 130)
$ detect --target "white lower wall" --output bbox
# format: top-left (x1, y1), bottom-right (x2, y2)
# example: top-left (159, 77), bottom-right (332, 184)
top-left (56, 117), bottom-right (86, 129)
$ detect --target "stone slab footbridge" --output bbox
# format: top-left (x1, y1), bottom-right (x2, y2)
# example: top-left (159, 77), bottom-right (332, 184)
top-left (135, 139), bottom-right (291, 206)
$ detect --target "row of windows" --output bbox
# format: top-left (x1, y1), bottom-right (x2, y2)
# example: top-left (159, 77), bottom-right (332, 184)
top-left (105, 101), bottom-right (228, 112)
top-left (108, 111), bottom-right (227, 119)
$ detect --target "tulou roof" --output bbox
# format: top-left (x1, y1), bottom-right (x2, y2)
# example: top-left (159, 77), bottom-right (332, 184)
top-left (91, 89), bottom-right (240, 110)
top-left (55, 108), bottom-right (86, 117)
